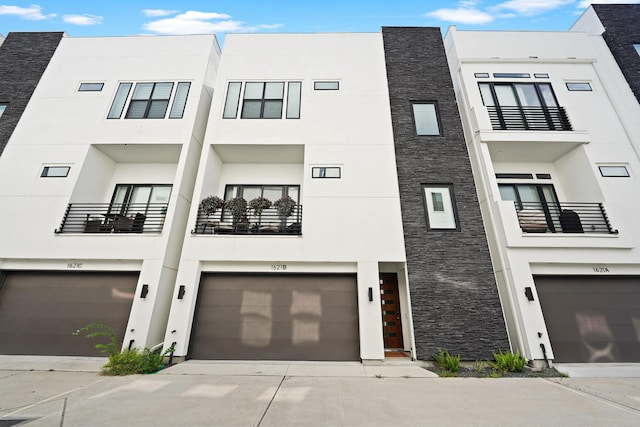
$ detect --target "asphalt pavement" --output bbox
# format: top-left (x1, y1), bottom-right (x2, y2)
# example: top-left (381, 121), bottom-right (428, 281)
top-left (0, 356), bottom-right (639, 426)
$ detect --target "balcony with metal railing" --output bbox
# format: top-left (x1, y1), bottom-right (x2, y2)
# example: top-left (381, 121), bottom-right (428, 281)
top-left (192, 206), bottom-right (303, 236)
top-left (513, 202), bottom-right (617, 234)
top-left (55, 203), bottom-right (168, 234)
top-left (487, 106), bottom-right (572, 131)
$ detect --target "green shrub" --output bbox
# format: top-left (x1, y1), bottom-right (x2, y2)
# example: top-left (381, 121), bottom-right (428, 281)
top-left (73, 323), bottom-right (119, 356)
top-left (490, 349), bottom-right (526, 372)
top-left (432, 348), bottom-right (460, 373)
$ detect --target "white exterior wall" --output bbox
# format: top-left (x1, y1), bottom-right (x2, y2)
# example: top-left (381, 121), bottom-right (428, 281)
top-left (0, 34), bottom-right (220, 350)
top-left (165, 33), bottom-right (408, 361)
top-left (445, 27), bottom-right (640, 362)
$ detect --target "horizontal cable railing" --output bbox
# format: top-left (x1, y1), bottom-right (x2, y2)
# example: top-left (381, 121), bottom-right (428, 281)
top-left (487, 106), bottom-right (572, 131)
top-left (514, 202), bottom-right (617, 234)
top-left (193, 206), bottom-right (303, 235)
top-left (55, 203), bottom-right (168, 234)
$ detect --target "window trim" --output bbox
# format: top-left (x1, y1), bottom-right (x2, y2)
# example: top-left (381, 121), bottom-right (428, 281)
top-left (422, 184), bottom-right (460, 231)
top-left (411, 101), bottom-right (443, 137)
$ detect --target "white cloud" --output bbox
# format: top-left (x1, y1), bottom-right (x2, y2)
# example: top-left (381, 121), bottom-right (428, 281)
top-left (142, 9), bottom-right (178, 18)
top-left (577, 0), bottom-right (640, 7)
top-left (425, 8), bottom-right (494, 24)
top-left (492, 0), bottom-right (574, 15)
top-left (0, 5), bottom-right (55, 20)
top-left (142, 10), bottom-right (281, 35)
top-left (63, 14), bottom-right (103, 26)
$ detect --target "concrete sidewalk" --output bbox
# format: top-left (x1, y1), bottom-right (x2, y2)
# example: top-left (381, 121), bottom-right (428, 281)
top-left (0, 357), bottom-right (639, 426)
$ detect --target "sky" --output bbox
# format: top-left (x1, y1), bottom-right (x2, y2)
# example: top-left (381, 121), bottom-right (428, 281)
top-left (1, 1), bottom-right (639, 44)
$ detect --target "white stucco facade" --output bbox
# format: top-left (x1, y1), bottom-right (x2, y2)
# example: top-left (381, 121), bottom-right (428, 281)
top-left (0, 34), bottom-right (220, 351)
top-left (445, 27), bottom-right (640, 363)
top-left (163, 33), bottom-right (410, 361)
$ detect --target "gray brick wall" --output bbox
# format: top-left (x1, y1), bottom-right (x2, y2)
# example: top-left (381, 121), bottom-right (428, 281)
top-left (0, 32), bottom-right (64, 156)
top-left (593, 5), bottom-right (640, 104)
top-left (381, 27), bottom-right (509, 360)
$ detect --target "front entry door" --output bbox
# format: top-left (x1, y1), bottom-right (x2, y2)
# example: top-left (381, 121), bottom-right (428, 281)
top-left (380, 273), bottom-right (404, 349)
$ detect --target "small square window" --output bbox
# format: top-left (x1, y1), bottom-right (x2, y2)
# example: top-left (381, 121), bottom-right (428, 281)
top-left (312, 167), bottom-right (341, 178)
top-left (423, 184), bottom-right (459, 231)
top-left (412, 103), bottom-right (441, 136)
top-left (41, 166), bottom-right (70, 177)
top-left (78, 83), bottom-right (104, 92)
top-left (566, 82), bottom-right (592, 91)
top-left (599, 165), bottom-right (630, 177)
top-left (314, 81), bottom-right (339, 90)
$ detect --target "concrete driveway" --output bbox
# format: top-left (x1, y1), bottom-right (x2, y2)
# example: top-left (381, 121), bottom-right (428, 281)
top-left (0, 357), bottom-right (639, 426)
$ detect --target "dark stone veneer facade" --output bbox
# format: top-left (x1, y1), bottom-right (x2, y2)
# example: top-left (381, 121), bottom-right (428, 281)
top-left (381, 27), bottom-right (509, 360)
top-left (0, 32), bottom-right (64, 156)
top-left (592, 4), bottom-right (640, 104)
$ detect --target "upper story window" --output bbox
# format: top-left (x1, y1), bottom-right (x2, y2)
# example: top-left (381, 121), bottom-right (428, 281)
top-left (479, 82), bottom-right (572, 131)
top-left (566, 82), bottom-right (592, 91)
top-left (223, 81), bottom-right (301, 119)
top-left (423, 184), bottom-right (459, 231)
top-left (635, 44), bottom-right (640, 56)
top-left (412, 102), bottom-right (442, 136)
top-left (78, 83), bottom-right (104, 92)
top-left (107, 81), bottom-right (191, 119)
top-left (0, 103), bottom-right (7, 119)
top-left (314, 81), bottom-right (339, 90)
top-left (41, 166), bottom-right (70, 177)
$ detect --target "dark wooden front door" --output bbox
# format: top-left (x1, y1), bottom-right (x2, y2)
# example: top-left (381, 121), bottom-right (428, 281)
top-left (380, 273), bottom-right (404, 349)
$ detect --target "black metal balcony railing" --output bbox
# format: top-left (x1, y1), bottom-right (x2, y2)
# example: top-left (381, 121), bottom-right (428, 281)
top-left (193, 206), bottom-right (303, 235)
top-left (488, 106), bottom-right (572, 131)
top-left (55, 203), bottom-right (168, 234)
top-left (514, 202), bottom-right (617, 234)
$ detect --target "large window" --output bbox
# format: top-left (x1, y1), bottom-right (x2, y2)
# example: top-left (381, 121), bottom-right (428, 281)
top-left (499, 183), bottom-right (560, 232)
top-left (110, 184), bottom-right (172, 215)
top-left (223, 184), bottom-right (299, 205)
top-left (479, 82), bottom-right (571, 131)
top-left (108, 82), bottom-right (191, 119)
top-left (223, 81), bottom-right (301, 119)
top-left (412, 102), bottom-right (441, 136)
top-left (422, 184), bottom-right (459, 231)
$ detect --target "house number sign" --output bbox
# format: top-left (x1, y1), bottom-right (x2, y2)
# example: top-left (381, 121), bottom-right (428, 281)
top-left (67, 262), bottom-right (83, 269)
top-left (270, 264), bottom-right (287, 271)
top-left (592, 267), bottom-right (610, 273)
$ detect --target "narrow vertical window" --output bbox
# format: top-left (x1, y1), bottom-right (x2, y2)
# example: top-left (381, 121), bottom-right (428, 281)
top-left (169, 82), bottom-right (191, 118)
top-left (286, 82), bottom-right (301, 119)
top-left (412, 103), bottom-right (441, 136)
top-left (635, 44), bottom-right (640, 57)
top-left (423, 184), bottom-right (459, 230)
top-left (223, 82), bottom-right (242, 119)
top-left (107, 83), bottom-right (132, 119)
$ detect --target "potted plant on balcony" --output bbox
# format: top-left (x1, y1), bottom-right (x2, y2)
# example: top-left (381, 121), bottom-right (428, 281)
top-left (248, 196), bottom-right (272, 216)
top-left (274, 195), bottom-right (296, 218)
top-left (226, 197), bottom-right (248, 231)
top-left (199, 196), bottom-right (225, 217)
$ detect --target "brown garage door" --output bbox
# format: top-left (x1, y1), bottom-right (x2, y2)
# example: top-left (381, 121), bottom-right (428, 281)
top-left (0, 271), bottom-right (138, 356)
top-left (536, 275), bottom-right (640, 363)
top-left (190, 274), bottom-right (360, 361)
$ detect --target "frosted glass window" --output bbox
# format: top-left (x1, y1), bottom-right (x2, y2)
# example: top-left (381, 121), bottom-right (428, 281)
top-left (286, 82), bottom-right (301, 119)
top-left (599, 165), bottom-right (629, 177)
top-left (412, 103), bottom-right (441, 136)
top-left (107, 83), bottom-right (132, 119)
top-left (223, 82), bottom-right (242, 118)
top-left (423, 185), bottom-right (458, 230)
top-left (314, 81), bottom-right (339, 90)
top-left (78, 83), bottom-right (104, 92)
top-left (566, 82), bottom-right (592, 91)
top-left (169, 82), bottom-right (190, 118)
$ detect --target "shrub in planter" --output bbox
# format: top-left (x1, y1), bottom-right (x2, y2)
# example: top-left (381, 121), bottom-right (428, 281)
top-left (490, 349), bottom-right (526, 373)
top-left (199, 196), bottom-right (225, 216)
top-left (273, 195), bottom-right (296, 218)
top-left (248, 196), bottom-right (272, 216)
top-left (226, 197), bottom-right (248, 223)
top-left (432, 348), bottom-right (460, 373)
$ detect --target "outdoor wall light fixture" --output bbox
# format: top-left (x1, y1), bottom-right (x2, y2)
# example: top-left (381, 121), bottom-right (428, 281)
top-left (524, 287), bottom-right (535, 301)
top-left (178, 285), bottom-right (186, 299)
top-left (140, 284), bottom-right (149, 298)
top-left (368, 287), bottom-right (373, 302)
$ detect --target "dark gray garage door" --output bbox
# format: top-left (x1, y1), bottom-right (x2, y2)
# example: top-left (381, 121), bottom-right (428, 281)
top-left (190, 274), bottom-right (360, 361)
top-left (0, 271), bottom-right (138, 356)
top-left (536, 275), bottom-right (640, 363)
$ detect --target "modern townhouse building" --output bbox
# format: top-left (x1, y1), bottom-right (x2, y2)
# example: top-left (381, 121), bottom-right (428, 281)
top-left (0, 32), bottom-right (63, 156)
top-left (0, 34), bottom-right (220, 356)
top-left (445, 27), bottom-right (640, 363)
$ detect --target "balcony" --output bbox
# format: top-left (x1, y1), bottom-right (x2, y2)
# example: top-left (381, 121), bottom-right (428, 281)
top-left (55, 203), bottom-right (168, 234)
top-left (513, 202), bottom-right (617, 234)
top-left (193, 206), bottom-right (303, 236)
top-left (487, 106), bottom-right (572, 131)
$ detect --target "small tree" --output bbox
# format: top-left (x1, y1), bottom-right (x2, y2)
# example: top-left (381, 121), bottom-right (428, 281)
top-left (225, 197), bottom-right (248, 223)
top-left (248, 196), bottom-right (272, 216)
top-left (199, 196), bottom-right (225, 217)
top-left (273, 195), bottom-right (296, 218)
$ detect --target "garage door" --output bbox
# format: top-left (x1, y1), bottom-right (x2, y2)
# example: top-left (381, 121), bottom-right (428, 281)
top-left (190, 274), bottom-right (360, 361)
top-left (536, 276), bottom-right (640, 362)
top-left (0, 271), bottom-right (138, 356)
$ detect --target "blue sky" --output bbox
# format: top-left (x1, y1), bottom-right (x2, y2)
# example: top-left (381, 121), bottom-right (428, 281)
top-left (1, 1), bottom-right (639, 43)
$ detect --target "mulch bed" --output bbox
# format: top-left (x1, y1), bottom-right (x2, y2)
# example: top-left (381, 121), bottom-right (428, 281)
top-left (425, 366), bottom-right (566, 378)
